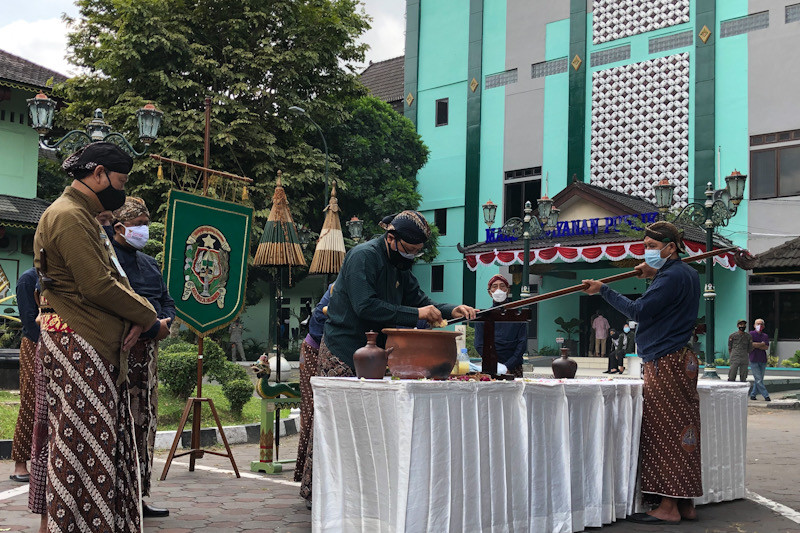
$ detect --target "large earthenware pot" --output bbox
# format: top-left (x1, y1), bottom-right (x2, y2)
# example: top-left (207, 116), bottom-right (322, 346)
top-left (353, 331), bottom-right (392, 379)
top-left (382, 328), bottom-right (462, 379)
top-left (552, 347), bottom-right (578, 379)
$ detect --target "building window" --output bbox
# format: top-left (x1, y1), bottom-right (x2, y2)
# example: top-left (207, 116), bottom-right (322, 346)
top-left (590, 44), bottom-right (631, 68)
top-left (649, 30), bottom-right (694, 54)
top-left (751, 145), bottom-right (800, 199)
top-left (434, 208), bottom-right (447, 236)
top-left (788, 3), bottom-right (800, 24)
top-left (750, 290), bottom-right (800, 340)
top-left (431, 265), bottom-right (444, 292)
top-left (504, 169), bottom-right (542, 222)
top-left (720, 11), bottom-right (769, 38)
top-left (485, 69), bottom-right (518, 89)
top-left (750, 129), bottom-right (800, 146)
top-left (435, 98), bottom-right (448, 127)
top-left (531, 58), bottom-right (568, 79)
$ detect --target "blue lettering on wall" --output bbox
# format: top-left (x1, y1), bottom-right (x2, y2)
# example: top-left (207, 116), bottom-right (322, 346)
top-left (484, 212), bottom-right (659, 243)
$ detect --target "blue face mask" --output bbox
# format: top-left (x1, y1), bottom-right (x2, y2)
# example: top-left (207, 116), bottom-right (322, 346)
top-left (644, 248), bottom-right (668, 270)
top-left (623, 326), bottom-right (630, 333)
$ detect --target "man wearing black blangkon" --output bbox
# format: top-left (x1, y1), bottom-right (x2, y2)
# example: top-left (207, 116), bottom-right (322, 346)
top-left (582, 221), bottom-right (702, 525)
top-left (298, 210), bottom-right (478, 506)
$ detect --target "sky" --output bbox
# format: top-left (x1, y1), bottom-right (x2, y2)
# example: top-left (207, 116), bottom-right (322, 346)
top-left (0, 0), bottom-right (406, 76)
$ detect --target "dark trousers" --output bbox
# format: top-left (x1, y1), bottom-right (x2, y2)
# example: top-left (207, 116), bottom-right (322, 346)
top-left (607, 348), bottom-right (625, 371)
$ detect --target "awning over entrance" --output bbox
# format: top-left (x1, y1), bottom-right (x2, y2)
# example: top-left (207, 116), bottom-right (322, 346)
top-left (463, 239), bottom-right (737, 272)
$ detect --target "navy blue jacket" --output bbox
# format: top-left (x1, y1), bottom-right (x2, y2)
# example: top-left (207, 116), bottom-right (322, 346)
top-left (600, 258), bottom-right (700, 363)
top-left (308, 284), bottom-right (333, 345)
top-left (112, 240), bottom-right (176, 339)
top-left (474, 320), bottom-right (527, 371)
top-left (16, 268), bottom-right (40, 343)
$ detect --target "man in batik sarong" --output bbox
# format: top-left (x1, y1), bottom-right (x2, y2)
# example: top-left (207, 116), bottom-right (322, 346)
top-left (32, 142), bottom-right (158, 533)
top-left (10, 267), bottom-right (38, 483)
top-left (583, 221), bottom-right (702, 524)
top-left (299, 211), bottom-right (477, 505)
top-left (111, 198), bottom-right (175, 517)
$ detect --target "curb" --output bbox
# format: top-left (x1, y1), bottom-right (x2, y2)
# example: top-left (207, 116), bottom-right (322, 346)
top-left (748, 399), bottom-right (800, 410)
top-left (0, 415), bottom-right (300, 460)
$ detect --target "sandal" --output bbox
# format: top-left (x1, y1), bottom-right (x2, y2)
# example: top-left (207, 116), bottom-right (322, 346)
top-left (608, 369), bottom-right (619, 374)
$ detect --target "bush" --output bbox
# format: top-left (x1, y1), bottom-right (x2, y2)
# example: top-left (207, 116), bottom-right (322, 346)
top-left (202, 338), bottom-right (227, 380)
top-left (214, 360), bottom-right (249, 384)
top-left (223, 379), bottom-right (254, 416)
top-left (463, 325), bottom-right (480, 359)
top-left (160, 339), bottom-right (194, 353)
top-left (158, 351), bottom-right (197, 400)
top-left (768, 355), bottom-right (779, 368)
top-left (715, 358), bottom-right (727, 367)
top-left (243, 338), bottom-right (267, 361)
top-left (537, 345), bottom-right (559, 357)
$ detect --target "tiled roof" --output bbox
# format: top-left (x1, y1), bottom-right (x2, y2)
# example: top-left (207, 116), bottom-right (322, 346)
top-left (752, 236), bottom-right (800, 269)
top-left (360, 56), bottom-right (404, 103)
top-left (0, 194), bottom-right (51, 227)
top-left (0, 49), bottom-right (67, 91)
top-left (571, 181), bottom-right (658, 213)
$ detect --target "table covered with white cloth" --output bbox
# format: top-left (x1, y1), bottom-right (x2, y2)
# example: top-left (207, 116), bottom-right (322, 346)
top-left (310, 377), bottom-right (748, 532)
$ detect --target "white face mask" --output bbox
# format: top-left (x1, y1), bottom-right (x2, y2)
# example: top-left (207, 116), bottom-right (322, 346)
top-left (491, 289), bottom-right (508, 303)
top-left (123, 224), bottom-right (149, 250)
top-left (755, 324), bottom-right (763, 332)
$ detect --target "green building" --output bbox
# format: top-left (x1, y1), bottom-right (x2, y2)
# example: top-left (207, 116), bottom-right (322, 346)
top-left (0, 50), bottom-right (64, 310)
top-left (403, 1), bottom-right (800, 358)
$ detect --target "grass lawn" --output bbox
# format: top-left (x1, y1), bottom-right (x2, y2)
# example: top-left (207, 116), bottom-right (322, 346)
top-left (0, 385), bottom-right (267, 439)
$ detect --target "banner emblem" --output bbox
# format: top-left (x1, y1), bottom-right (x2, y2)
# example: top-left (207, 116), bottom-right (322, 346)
top-left (183, 226), bottom-right (230, 308)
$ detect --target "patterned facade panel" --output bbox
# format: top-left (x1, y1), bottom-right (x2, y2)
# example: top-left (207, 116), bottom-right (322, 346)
top-left (590, 44), bottom-right (631, 67)
top-left (593, 0), bottom-right (690, 45)
top-left (720, 11), bottom-right (769, 38)
top-left (649, 30), bottom-right (694, 54)
top-left (590, 53), bottom-right (690, 208)
top-left (531, 58), bottom-right (569, 79)
top-left (485, 69), bottom-right (518, 89)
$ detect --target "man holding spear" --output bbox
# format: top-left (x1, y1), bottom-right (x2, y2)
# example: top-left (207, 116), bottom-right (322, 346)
top-left (582, 221), bottom-right (702, 524)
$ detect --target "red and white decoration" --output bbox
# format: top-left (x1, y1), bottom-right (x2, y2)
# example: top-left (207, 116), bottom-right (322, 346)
top-left (465, 240), bottom-right (737, 271)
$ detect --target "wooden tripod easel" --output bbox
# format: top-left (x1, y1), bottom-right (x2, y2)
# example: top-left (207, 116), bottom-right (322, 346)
top-left (158, 96), bottom-right (252, 480)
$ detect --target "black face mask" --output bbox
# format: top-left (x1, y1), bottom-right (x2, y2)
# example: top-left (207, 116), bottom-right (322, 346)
top-left (738, 326), bottom-right (746, 331)
top-left (387, 240), bottom-right (415, 271)
top-left (81, 172), bottom-right (126, 212)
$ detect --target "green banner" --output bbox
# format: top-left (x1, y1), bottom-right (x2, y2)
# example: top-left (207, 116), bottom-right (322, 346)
top-left (163, 190), bottom-right (253, 335)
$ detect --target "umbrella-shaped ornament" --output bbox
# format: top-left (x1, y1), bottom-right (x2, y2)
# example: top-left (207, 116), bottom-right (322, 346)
top-left (309, 181), bottom-right (346, 274)
top-left (254, 170), bottom-right (307, 267)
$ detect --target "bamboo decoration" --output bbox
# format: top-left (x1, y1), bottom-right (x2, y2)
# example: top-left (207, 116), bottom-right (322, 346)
top-left (309, 181), bottom-right (346, 274)
top-left (253, 171), bottom-right (307, 267)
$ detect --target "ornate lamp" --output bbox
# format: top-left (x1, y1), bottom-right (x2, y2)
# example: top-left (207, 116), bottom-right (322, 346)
top-left (136, 103), bottom-right (164, 145)
top-left (482, 200), bottom-right (497, 228)
top-left (545, 207), bottom-right (560, 232)
top-left (26, 92), bottom-right (57, 135)
top-left (86, 109), bottom-right (112, 141)
top-left (653, 178), bottom-right (676, 216)
top-left (346, 216), bottom-right (364, 241)
top-left (537, 195), bottom-right (554, 227)
top-left (725, 170), bottom-right (747, 206)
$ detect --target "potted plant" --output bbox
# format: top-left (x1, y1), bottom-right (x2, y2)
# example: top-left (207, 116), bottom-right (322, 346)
top-left (555, 317), bottom-right (581, 356)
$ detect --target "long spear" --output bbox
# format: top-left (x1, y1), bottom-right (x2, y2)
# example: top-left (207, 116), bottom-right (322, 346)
top-left (446, 246), bottom-right (750, 326)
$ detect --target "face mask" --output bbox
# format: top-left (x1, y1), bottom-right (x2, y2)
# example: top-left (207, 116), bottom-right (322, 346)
top-left (755, 324), bottom-right (763, 332)
top-left (491, 289), bottom-right (508, 303)
top-left (644, 247), bottom-right (668, 270)
top-left (123, 224), bottom-right (149, 250)
top-left (387, 240), bottom-right (414, 271)
top-left (623, 326), bottom-right (630, 333)
top-left (738, 326), bottom-right (746, 331)
top-left (81, 172), bottom-right (126, 211)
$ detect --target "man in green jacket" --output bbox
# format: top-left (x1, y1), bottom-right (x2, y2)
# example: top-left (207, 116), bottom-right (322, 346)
top-left (299, 210), bottom-right (477, 503)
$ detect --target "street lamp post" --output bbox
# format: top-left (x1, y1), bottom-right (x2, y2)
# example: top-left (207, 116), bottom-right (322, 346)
top-left (481, 196), bottom-right (560, 298)
top-left (654, 171), bottom-right (748, 379)
top-left (288, 105), bottom-right (329, 206)
top-left (26, 92), bottom-right (163, 157)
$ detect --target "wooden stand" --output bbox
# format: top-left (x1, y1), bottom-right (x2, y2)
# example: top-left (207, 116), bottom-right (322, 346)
top-left (469, 307), bottom-right (531, 376)
top-left (160, 336), bottom-right (240, 480)
top-left (250, 396), bottom-right (301, 474)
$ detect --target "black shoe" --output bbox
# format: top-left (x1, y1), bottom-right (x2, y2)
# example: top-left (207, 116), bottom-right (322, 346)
top-left (142, 502), bottom-right (170, 517)
top-left (627, 512), bottom-right (680, 524)
top-left (765, 397), bottom-right (771, 402)
top-left (750, 396), bottom-right (756, 400)
top-left (602, 370), bottom-right (612, 374)
top-left (9, 474), bottom-right (29, 483)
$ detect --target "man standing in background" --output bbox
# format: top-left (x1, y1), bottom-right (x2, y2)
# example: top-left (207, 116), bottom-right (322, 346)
top-left (592, 312), bottom-right (610, 357)
top-left (749, 318), bottom-right (770, 401)
top-left (728, 319), bottom-right (752, 383)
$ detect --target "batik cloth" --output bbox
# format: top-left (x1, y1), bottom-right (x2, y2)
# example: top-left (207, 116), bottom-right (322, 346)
top-left (299, 339), bottom-right (355, 501)
top-left (640, 347), bottom-right (703, 498)
top-left (11, 336), bottom-right (36, 463)
top-left (40, 318), bottom-right (143, 532)
top-left (294, 340), bottom-right (320, 482)
top-left (28, 339), bottom-right (48, 514)
top-left (128, 337), bottom-right (158, 497)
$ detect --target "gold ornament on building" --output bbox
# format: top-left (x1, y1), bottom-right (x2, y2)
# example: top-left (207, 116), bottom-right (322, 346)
top-left (699, 25), bottom-right (712, 44)
top-left (406, 92), bottom-right (414, 106)
top-left (470, 78), bottom-right (479, 92)
top-left (571, 55), bottom-right (583, 71)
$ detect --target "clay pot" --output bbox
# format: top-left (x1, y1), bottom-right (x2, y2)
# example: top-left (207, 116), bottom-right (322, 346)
top-left (382, 328), bottom-right (462, 379)
top-left (552, 347), bottom-right (578, 379)
top-left (353, 331), bottom-right (392, 379)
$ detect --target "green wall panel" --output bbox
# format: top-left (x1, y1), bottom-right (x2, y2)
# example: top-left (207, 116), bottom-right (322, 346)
top-left (567, 0), bottom-right (587, 183)
top-left (403, 0), bottom-right (421, 126)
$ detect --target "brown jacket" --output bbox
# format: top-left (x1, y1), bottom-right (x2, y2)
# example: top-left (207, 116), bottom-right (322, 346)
top-left (34, 186), bottom-right (156, 375)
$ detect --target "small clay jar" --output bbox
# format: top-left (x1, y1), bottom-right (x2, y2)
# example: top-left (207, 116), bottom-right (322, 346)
top-left (353, 331), bottom-right (393, 379)
top-left (552, 347), bottom-right (578, 379)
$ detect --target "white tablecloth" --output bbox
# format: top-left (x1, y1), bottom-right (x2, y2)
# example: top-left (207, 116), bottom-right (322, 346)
top-left (310, 377), bottom-right (747, 533)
